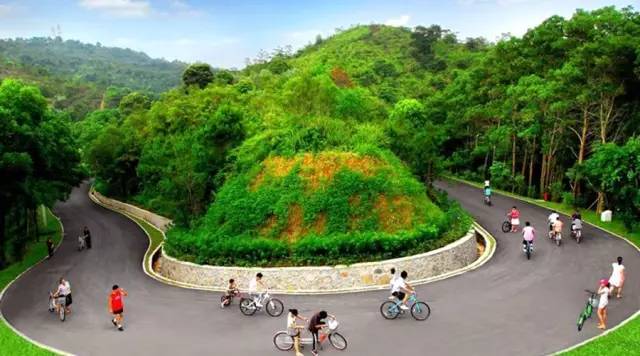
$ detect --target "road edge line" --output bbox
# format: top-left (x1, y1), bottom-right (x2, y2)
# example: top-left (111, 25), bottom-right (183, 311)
top-left (447, 176), bottom-right (640, 355)
top-left (0, 208), bottom-right (74, 356)
top-left (89, 189), bottom-right (497, 295)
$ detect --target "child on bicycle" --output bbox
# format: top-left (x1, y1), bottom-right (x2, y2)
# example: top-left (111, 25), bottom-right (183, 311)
top-left (249, 273), bottom-right (266, 307)
top-left (221, 279), bottom-right (239, 307)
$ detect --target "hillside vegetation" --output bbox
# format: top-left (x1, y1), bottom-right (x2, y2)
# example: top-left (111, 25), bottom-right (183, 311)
top-left (0, 37), bottom-right (186, 118)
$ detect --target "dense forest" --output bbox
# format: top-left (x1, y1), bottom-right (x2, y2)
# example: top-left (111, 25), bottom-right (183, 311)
top-left (2, 6), bottom-right (639, 266)
top-left (0, 37), bottom-right (186, 119)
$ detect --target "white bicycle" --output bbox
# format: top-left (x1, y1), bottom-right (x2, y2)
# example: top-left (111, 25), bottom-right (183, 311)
top-left (273, 317), bottom-right (347, 351)
top-left (48, 292), bottom-right (66, 322)
top-left (239, 291), bottom-right (284, 317)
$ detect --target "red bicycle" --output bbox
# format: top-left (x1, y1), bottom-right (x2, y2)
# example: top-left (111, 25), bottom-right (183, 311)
top-left (220, 290), bottom-right (242, 308)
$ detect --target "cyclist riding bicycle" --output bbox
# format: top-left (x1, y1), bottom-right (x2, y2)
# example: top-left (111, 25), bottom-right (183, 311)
top-left (221, 278), bottom-right (239, 307)
top-left (249, 272), bottom-right (266, 307)
top-left (571, 216), bottom-right (583, 232)
top-left (550, 216), bottom-right (563, 239)
top-left (522, 221), bottom-right (535, 248)
top-left (390, 270), bottom-right (414, 310)
top-left (483, 185), bottom-right (492, 204)
top-left (548, 211), bottom-right (559, 231)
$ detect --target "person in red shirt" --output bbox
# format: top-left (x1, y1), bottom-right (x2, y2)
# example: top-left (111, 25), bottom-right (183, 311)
top-left (108, 285), bottom-right (128, 331)
top-left (509, 206), bottom-right (521, 232)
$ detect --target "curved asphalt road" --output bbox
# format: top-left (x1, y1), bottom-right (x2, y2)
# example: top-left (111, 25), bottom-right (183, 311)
top-left (1, 181), bottom-right (639, 356)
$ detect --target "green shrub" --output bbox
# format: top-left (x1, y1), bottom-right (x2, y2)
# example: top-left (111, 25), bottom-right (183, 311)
top-left (562, 192), bottom-right (575, 207)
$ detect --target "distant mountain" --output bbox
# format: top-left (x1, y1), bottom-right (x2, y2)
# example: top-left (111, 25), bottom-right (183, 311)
top-left (0, 37), bottom-right (187, 119)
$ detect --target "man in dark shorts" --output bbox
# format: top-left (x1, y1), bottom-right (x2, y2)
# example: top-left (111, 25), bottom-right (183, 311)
top-left (108, 285), bottom-right (128, 331)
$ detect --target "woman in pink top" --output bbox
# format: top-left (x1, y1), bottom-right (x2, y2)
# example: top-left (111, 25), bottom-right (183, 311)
top-left (509, 206), bottom-right (520, 232)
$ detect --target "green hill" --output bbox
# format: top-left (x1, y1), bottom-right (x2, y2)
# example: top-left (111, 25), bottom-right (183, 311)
top-left (0, 37), bottom-right (187, 118)
top-left (164, 149), bottom-right (461, 267)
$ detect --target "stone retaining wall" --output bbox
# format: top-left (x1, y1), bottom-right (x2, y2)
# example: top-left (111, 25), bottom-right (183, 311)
top-left (90, 190), bottom-right (173, 232)
top-left (90, 188), bottom-right (483, 294)
top-left (155, 229), bottom-right (479, 293)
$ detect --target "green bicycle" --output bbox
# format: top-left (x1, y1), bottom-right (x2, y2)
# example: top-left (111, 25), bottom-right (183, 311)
top-left (577, 290), bottom-right (598, 331)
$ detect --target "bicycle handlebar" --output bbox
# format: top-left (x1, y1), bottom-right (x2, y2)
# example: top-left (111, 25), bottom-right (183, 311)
top-left (584, 289), bottom-right (596, 294)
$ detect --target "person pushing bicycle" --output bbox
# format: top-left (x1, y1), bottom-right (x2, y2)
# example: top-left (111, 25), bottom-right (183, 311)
top-left (287, 309), bottom-right (307, 356)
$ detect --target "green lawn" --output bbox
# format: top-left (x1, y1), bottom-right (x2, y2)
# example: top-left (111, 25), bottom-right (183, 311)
top-left (0, 208), bottom-right (60, 356)
top-left (128, 215), bottom-right (165, 268)
top-left (448, 177), bottom-right (640, 355)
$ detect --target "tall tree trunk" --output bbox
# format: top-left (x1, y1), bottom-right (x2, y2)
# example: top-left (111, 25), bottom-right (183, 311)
top-left (528, 136), bottom-right (536, 190)
top-left (572, 108), bottom-right (590, 199)
top-left (521, 148), bottom-right (527, 177)
top-left (0, 199), bottom-right (5, 268)
top-left (511, 133), bottom-right (517, 177)
top-left (482, 150), bottom-right (490, 179)
top-left (540, 154), bottom-right (547, 197)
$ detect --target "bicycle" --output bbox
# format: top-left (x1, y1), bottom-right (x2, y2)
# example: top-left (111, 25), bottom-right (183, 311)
top-left (571, 228), bottom-right (582, 244)
top-left (501, 218), bottom-right (512, 233)
top-left (273, 316), bottom-right (347, 351)
top-left (483, 195), bottom-right (492, 206)
top-left (220, 290), bottom-right (241, 308)
top-left (77, 235), bottom-right (86, 251)
top-left (549, 230), bottom-right (562, 246)
top-left (577, 290), bottom-right (598, 331)
top-left (239, 291), bottom-right (284, 317)
top-left (49, 292), bottom-right (66, 322)
top-left (380, 292), bottom-right (431, 321)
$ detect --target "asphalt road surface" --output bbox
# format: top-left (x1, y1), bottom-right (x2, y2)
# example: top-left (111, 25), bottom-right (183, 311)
top-left (1, 181), bottom-right (638, 356)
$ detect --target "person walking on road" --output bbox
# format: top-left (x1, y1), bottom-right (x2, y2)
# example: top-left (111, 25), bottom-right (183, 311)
top-left (109, 285), bottom-right (128, 331)
top-left (609, 257), bottom-right (625, 298)
top-left (509, 206), bottom-right (520, 232)
top-left (46, 238), bottom-right (55, 258)
top-left (597, 279), bottom-right (610, 330)
top-left (83, 226), bottom-right (92, 249)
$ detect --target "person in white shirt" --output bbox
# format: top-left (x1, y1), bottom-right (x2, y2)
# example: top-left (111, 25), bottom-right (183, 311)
top-left (249, 272), bottom-right (266, 307)
top-left (53, 277), bottom-right (72, 314)
top-left (391, 270), bottom-right (414, 310)
top-left (389, 267), bottom-right (399, 293)
top-left (597, 279), bottom-right (610, 330)
top-left (548, 211), bottom-right (559, 231)
top-left (609, 256), bottom-right (626, 299)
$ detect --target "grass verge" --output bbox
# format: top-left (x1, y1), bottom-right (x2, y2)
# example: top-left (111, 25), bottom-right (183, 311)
top-left (128, 215), bottom-right (164, 268)
top-left (0, 208), bottom-right (61, 356)
top-left (447, 176), bottom-right (640, 355)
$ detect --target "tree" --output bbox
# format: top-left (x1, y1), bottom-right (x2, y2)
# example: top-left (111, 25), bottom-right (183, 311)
top-left (387, 99), bottom-right (443, 182)
top-left (0, 79), bottom-right (81, 266)
top-left (182, 63), bottom-right (214, 88)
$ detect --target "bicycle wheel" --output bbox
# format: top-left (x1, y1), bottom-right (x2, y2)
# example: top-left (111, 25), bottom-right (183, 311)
top-left (577, 314), bottom-right (586, 331)
top-left (501, 221), bottom-right (511, 233)
top-left (586, 304), bottom-right (593, 318)
top-left (329, 332), bottom-right (348, 350)
top-left (239, 298), bottom-right (257, 316)
top-left (411, 301), bottom-right (431, 321)
top-left (59, 306), bottom-right (65, 322)
top-left (526, 248), bottom-right (531, 260)
top-left (380, 301), bottom-right (400, 319)
top-left (266, 298), bottom-right (284, 317)
top-left (556, 235), bottom-right (562, 246)
top-left (273, 331), bottom-right (294, 351)
top-left (576, 231), bottom-right (582, 244)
